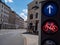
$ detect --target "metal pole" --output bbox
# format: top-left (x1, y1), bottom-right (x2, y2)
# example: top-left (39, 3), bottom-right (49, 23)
top-left (38, 1), bottom-right (46, 45)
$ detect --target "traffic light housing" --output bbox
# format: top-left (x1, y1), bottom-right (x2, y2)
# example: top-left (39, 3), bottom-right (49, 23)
top-left (41, 0), bottom-right (60, 45)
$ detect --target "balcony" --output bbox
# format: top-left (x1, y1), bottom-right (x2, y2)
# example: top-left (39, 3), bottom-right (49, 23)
top-left (32, 5), bottom-right (39, 10)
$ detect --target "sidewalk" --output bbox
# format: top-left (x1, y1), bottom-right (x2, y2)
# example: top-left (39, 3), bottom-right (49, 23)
top-left (22, 34), bottom-right (38, 45)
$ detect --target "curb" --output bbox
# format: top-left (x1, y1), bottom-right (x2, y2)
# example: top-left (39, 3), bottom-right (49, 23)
top-left (24, 36), bottom-right (27, 45)
top-left (21, 34), bottom-right (27, 45)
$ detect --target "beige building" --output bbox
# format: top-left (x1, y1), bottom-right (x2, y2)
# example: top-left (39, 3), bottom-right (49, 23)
top-left (27, 0), bottom-right (45, 33)
top-left (15, 14), bottom-right (24, 29)
top-left (9, 11), bottom-right (16, 29)
top-left (0, 0), bottom-right (24, 29)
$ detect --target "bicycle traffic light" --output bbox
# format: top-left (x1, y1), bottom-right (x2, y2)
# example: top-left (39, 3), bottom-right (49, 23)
top-left (41, 0), bottom-right (60, 45)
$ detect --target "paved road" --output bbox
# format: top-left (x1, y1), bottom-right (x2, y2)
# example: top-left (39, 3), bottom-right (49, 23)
top-left (0, 29), bottom-right (26, 45)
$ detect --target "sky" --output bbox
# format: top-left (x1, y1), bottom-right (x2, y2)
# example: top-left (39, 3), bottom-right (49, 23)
top-left (2, 0), bottom-right (33, 21)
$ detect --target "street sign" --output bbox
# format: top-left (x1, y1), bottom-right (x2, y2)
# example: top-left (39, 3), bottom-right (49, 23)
top-left (42, 2), bottom-right (58, 17)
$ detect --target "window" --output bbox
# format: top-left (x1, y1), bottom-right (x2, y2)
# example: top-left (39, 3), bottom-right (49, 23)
top-left (36, 13), bottom-right (38, 18)
top-left (2, 5), bottom-right (3, 8)
top-left (35, 1), bottom-right (38, 4)
top-left (29, 23), bottom-right (33, 29)
top-left (1, 9), bottom-right (3, 12)
top-left (1, 19), bottom-right (2, 22)
top-left (30, 14), bottom-right (33, 19)
top-left (0, 14), bottom-right (2, 17)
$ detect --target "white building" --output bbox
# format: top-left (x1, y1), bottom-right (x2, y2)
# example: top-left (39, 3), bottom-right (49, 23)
top-left (0, 1), bottom-right (11, 29)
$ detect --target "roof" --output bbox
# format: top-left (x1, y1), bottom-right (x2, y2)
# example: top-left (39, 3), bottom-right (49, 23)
top-left (0, 0), bottom-right (11, 9)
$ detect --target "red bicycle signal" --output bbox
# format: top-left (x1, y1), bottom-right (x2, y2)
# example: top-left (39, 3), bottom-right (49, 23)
top-left (42, 20), bottom-right (58, 34)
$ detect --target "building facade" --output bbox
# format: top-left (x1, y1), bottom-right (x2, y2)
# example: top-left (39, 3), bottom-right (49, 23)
top-left (0, 1), bottom-right (11, 29)
top-left (15, 14), bottom-right (24, 29)
top-left (0, 0), bottom-right (24, 29)
top-left (24, 21), bottom-right (27, 29)
top-left (9, 11), bottom-right (16, 29)
top-left (27, 0), bottom-right (44, 33)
